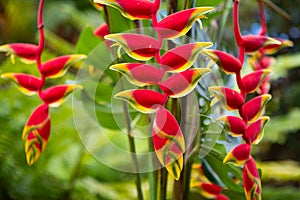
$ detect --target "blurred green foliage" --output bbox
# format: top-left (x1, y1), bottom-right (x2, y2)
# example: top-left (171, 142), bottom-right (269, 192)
top-left (0, 0), bottom-right (300, 199)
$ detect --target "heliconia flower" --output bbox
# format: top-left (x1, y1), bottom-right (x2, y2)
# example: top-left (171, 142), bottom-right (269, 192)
top-left (0, 43), bottom-right (39, 64)
top-left (244, 116), bottom-right (269, 145)
top-left (115, 89), bottom-right (167, 113)
top-left (191, 164), bottom-right (210, 183)
top-left (155, 7), bottom-right (214, 39)
top-left (40, 84), bottom-right (83, 107)
top-left (223, 144), bottom-right (251, 166)
top-left (241, 69), bottom-right (272, 93)
top-left (249, 56), bottom-right (275, 70)
top-left (22, 104), bottom-right (50, 165)
top-left (258, 76), bottom-right (271, 94)
top-left (160, 42), bottom-right (212, 72)
top-left (1, 73), bottom-right (42, 96)
top-left (93, 23), bottom-right (109, 40)
top-left (263, 38), bottom-right (294, 55)
top-left (159, 68), bottom-right (211, 98)
top-left (109, 63), bottom-right (164, 86)
top-left (209, 86), bottom-right (245, 110)
top-left (217, 115), bottom-right (247, 137)
top-left (202, 50), bottom-right (242, 74)
top-left (242, 35), bottom-right (281, 54)
top-left (191, 182), bottom-right (223, 199)
top-left (40, 54), bottom-right (86, 78)
top-left (243, 158), bottom-right (261, 200)
top-left (94, 0), bottom-right (155, 20)
top-left (152, 107), bottom-right (185, 180)
top-left (104, 33), bottom-right (160, 61)
top-left (216, 194), bottom-right (230, 200)
top-left (239, 94), bottom-right (271, 122)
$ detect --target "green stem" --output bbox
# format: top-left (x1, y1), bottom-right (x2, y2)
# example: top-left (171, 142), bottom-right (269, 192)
top-left (159, 168), bottom-right (168, 200)
top-left (119, 76), bottom-right (144, 200)
top-left (149, 130), bottom-right (158, 200)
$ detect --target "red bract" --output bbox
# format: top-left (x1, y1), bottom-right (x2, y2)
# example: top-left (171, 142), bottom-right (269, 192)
top-left (217, 115), bottom-right (247, 137)
top-left (0, 43), bottom-right (39, 64)
top-left (216, 194), bottom-right (230, 200)
top-left (1, 73), bottom-right (42, 96)
top-left (239, 94), bottom-right (271, 122)
top-left (262, 38), bottom-right (293, 55)
top-left (115, 89), bottom-right (167, 113)
top-left (160, 42), bottom-right (212, 72)
top-left (94, 0), bottom-right (155, 20)
top-left (241, 69), bottom-right (271, 93)
top-left (159, 68), bottom-right (210, 98)
top-left (22, 104), bottom-right (50, 166)
top-left (223, 144), bottom-right (251, 166)
top-left (242, 35), bottom-right (281, 54)
top-left (40, 54), bottom-right (86, 78)
top-left (244, 116), bottom-right (269, 144)
top-left (40, 84), bottom-right (83, 107)
top-left (155, 7), bottom-right (214, 39)
top-left (202, 49), bottom-right (242, 74)
top-left (243, 158), bottom-right (261, 200)
top-left (110, 63), bottom-right (164, 86)
top-left (105, 33), bottom-right (160, 61)
top-left (94, 23), bottom-right (109, 40)
top-left (209, 86), bottom-right (245, 110)
top-left (152, 107), bottom-right (185, 180)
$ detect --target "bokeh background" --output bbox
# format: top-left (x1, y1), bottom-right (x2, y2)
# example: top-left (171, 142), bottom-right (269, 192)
top-left (0, 0), bottom-right (299, 199)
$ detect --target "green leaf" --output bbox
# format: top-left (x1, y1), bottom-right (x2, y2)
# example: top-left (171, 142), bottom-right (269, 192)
top-left (76, 27), bottom-right (102, 55)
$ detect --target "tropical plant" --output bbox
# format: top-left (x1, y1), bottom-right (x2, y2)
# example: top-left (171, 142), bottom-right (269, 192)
top-left (0, 0), bottom-right (295, 200)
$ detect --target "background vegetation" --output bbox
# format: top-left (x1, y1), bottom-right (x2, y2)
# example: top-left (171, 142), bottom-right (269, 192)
top-left (0, 0), bottom-right (299, 199)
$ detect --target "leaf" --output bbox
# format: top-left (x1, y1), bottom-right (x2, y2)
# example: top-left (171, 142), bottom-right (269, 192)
top-left (203, 149), bottom-right (244, 193)
top-left (76, 27), bottom-right (102, 55)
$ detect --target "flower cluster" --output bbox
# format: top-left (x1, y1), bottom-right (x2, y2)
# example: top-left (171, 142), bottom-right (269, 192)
top-left (190, 164), bottom-right (230, 200)
top-left (95, 0), bottom-right (214, 180)
top-left (202, 0), bottom-right (292, 199)
top-left (0, 0), bottom-right (85, 165)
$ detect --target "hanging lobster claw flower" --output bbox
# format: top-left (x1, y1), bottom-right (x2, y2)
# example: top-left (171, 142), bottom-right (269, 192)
top-left (217, 116), bottom-right (247, 137)
top-left (152, 107), bottom-right (185, 180)
top-left (202, 50), bottom-right (242, 74)
top-left (160, 42), bottom-right (212, 72)
top-left (242, 35), bottom-right (281, 54)
top-left (223, 144), bottom-right (251, 166)
top-left (241, 69), bottom-right (272, 93)
top-left (191, 182), bottom-right (223, 199)
top-left (40, 84), bottom-right (83, 107)
top-left (244, 116), bottom-right (269, 145)
top-left (155, 7), bottom-right (214, 39)
top-left (258, 77), bottom-right (271, 95)
top-left (115, 89), bottom-right (167, 113)
top-left (159, 68), bottom-right (210, 98)
top-left (249, 56), bottom-right (275, 71)
top-left (0, 43), bottom-right (39, 64)
top-left (40, 55), bottom-right (86, 78)
top-left (93, 23), bottom-right (109, 40)
top-left (263, 38), bottom-right (293, 55)
top-left (216, 194), bottom-right (230, 200)
top-left (240, 94), bottom-right (271, 122)
top-left (94, 0), bottom-right (155, 20)
top-left (1, 73), bottom-right (42, 96)
top-left (243, 158), bottom-right (262, 200)
top-left (105, 33), bottom-right (160, 61)
top-left (110, 63), bottom-right (164, 86)
top-left (22, 104), bottom-right (50, 165)
top-left (209, 86), bottom-right (245, 110)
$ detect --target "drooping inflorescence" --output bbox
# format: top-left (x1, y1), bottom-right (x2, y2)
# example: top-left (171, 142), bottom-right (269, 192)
top-left (0, 0), bottom-right (85, 165)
